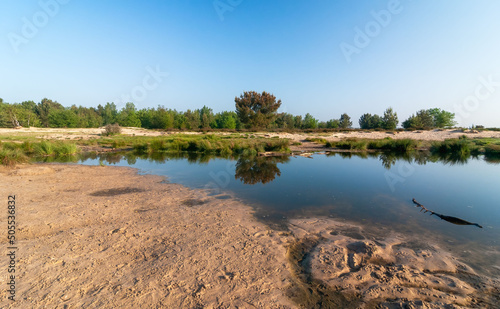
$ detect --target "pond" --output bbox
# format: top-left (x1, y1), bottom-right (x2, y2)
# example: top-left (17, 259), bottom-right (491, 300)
top-left (53, 151), bottom-right (500, 276)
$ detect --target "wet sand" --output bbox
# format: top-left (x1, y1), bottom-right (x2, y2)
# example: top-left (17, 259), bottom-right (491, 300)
top-left (1, 164), bottom-right (499, 308)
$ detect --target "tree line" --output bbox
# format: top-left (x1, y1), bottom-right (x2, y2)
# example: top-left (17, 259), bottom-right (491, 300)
top-left (0, 92), bottom-right (456, 130)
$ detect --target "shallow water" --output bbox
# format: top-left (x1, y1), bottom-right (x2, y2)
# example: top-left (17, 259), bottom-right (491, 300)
top-left (68, 151), bottom-right (500, 276)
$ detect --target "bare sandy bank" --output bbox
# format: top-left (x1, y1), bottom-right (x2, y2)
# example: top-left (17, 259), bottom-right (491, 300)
top-left (0, 164), bottom-right (498, 308)
top-left (2, 127), bottom-right (500, 143)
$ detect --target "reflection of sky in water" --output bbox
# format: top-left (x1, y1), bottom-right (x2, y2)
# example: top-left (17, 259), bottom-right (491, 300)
top-left (78, 153), bottom-right (500, 274)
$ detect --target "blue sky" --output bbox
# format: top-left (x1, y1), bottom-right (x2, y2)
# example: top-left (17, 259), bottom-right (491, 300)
top-left (1, 0), bottom-right (500, 127)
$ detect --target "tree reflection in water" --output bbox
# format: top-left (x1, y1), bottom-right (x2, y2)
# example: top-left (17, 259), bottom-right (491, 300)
top-left (75, 150), bottom-right (498, 178)
top-left (234, 156), bottom-right (290, 185)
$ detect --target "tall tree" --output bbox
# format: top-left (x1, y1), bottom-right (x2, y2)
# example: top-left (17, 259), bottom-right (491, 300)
top-left (99, 102), bottom-right (118, 125)
top-left (359, 113), bottom-right (373, 129)
top-left (36, 98), bottom-right (64, 127)
top-left (382, 107), bottom-right (398, 130)
top-left (339, 113), bottom-right (352, 129)
top-left (185, 109), bottom-right (201, 130)
top-left (118, 102), bottom-right (141, 127)
top-left (235, 91), bottom-right (282, 129)
top-left (199, 106), bottom-right (214, 129)
top-left (302, 113), bottom-right (319, 129)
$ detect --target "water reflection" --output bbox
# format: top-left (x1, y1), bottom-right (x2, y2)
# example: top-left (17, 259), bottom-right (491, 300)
top-left (76, 150), bottom-right (499, 184)
top-left (235, 156), bottom-right (290, 184)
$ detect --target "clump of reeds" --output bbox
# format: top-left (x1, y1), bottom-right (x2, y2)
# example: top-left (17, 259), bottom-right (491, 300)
top-left (0, 147), bottom-right (28, 166)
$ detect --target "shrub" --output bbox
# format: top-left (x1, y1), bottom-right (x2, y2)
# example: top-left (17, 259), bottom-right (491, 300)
top-left (102, 124), bottom-right (122, 136)
top-left (150, 139), bottom-right (167, 151)
top-left (133, 143), bottom-right (149, 153)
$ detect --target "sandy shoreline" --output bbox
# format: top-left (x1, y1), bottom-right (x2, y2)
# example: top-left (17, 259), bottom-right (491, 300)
top-left (2, 127), bottom-right (500, 142)
top-left (1, 164), bottom-right (499, 308)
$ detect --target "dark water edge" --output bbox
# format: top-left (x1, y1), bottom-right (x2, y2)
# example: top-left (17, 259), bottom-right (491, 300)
top-left (35, 150), bottom-right (500, 277)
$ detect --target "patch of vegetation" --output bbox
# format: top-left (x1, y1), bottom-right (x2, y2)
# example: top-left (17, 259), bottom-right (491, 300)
top-left (0, 147), bottom-right (28, 166)
top-left (34, 141), bottom-right (55, 156)
top-left (0, 140), bottom-right (81, 166)
top-left (306, 137), bottom-right (328, 144)
top-left (336, 139), bottom-right (368, 150)
top-left (431, 139), bottom-right (472, 157)
top-left (129, 135), bottom-right (290, 155)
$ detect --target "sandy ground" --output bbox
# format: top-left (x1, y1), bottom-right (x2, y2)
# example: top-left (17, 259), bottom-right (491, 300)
top-left (2, 127), bottom-right (500, 143)
top-left (1, 164), bottom-right (499, 308)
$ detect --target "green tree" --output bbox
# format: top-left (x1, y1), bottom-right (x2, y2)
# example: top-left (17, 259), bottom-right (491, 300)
top-left (118, 103), bottom-right (141, 127)
top-left (36, 98), bottom-right (64, 127)
top-left (174, 111), bottom-right (187, 129)
top-left (382, 107), bottom-right (398, 130)
top-left (416, 109), bottom-right (434, 128)
top-left (339, 113), bottom-right (352, 129)
top-left (402, 114), bottom-right (418, 129)
top-left (185, 109), bottom-right (201, 130)
top-left (293, 115), bottom-right (303, 128)
top-left (214, 111), bottom-right (237, 129)
top-left (326, 119), bottom-right (340, 128)
top-left (302, 113), bottom-right (319, 129)
top-left (199, 106), bottom-right (214, 129)
top-left (235, 91), bottom-right (282, 129)
top-left (19, 101), bottom-right (40, 127)
top-left (99, 102), bottom-right (118, 125)
top-left (371, 115), bottom-right (383, 129)
top-left (428, 108), bottom-right (456, 128)
top-left (48, 108), bottom-right (79, 128)
top-left (359, 113), bottom-right (372, 129)
top-left (151, 106), bottom-right (174, 129)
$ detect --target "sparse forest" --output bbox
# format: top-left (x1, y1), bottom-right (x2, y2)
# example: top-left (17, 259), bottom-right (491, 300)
top-left (0, 92), bottom-right (458, 130)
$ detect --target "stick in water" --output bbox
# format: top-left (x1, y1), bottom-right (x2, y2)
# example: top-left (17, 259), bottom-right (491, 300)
top-left (412, 198), bottom-right (482, 228)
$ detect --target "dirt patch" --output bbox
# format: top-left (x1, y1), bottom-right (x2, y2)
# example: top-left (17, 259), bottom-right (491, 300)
top-left (181, 198), bottom-right (207, 207)
top-left (0, 164), bottom-right (294, 308)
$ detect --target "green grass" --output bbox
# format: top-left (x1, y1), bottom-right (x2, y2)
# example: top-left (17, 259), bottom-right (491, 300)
top-left (431, 139), bottom-right (472, 157)
top-left (325, 138), bottom-right (418, 152)
top-left (54, 143), bottom-right (79, 156)
top-left (34, 141), bottom-right (55, 156)
top-left (305, 137), bottom-right (327, 144)
top-left (0, 148), bottom-right (28, 166)
top-left (0, 140), bottom-right (81, 166)
top-left (334, 139), bottom-right (368, 150)
top-left (129, 135), bottom-right (290, 155)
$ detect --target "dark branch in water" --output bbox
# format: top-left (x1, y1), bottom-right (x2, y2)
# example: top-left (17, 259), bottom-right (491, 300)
top-left (412, 198), bottom-right (483, 228)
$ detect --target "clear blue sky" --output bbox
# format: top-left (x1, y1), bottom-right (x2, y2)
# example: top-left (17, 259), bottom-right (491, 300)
top-left (1, 0), bottom-right (500, 127)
